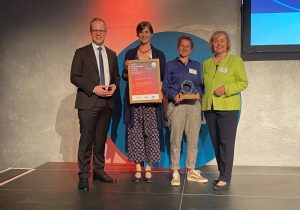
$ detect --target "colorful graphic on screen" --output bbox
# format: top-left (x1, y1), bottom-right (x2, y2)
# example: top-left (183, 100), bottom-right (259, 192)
top-left (251, 0), bottom-right (300, 45)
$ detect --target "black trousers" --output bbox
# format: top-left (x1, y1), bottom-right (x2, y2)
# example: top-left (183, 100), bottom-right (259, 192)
top-left (204, 110), bottom-right (239, 183)
top-left (77, 100), bottom-right (112, 178)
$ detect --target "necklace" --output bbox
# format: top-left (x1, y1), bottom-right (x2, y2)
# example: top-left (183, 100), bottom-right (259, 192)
top-left (215, 53), bottom-right (227, 64)
top-left (138, 47), bottom-right (151, 54)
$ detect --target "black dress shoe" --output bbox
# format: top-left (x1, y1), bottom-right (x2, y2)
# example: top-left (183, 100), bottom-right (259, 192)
top-left (144, 171), bottom-right (153, 183)
top-left (93, 172), bottom-right (117, 183)
top-left (78, 178), bottom-right (89, 192)
top-left (212, 180), bottom-right (219, 186)
top-left (213, 182), bottom-right (230, 191)
top-left (132, 171), bottom-right (142, 183)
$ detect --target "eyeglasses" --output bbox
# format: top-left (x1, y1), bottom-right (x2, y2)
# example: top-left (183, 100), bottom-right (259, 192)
top-left (91, 29), bottom-right (106, 34)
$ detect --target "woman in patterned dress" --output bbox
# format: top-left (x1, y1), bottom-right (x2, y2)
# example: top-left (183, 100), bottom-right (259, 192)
top-left (122, 21), bottom-right (166, 182)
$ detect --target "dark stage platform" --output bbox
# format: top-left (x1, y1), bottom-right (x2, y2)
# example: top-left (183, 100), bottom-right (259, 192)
top-left (1, 162), bottom-right (300, 210)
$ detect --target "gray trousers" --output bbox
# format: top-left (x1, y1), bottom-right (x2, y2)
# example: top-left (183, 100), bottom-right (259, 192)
top-left (167, 100), bottom-right (201, 170)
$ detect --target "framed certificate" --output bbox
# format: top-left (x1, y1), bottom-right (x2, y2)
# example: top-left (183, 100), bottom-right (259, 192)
top-left (128, 59), bottom-right (162, 104)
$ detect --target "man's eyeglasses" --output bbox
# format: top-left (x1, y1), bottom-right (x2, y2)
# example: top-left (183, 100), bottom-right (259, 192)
top-left (91, 29), bottom-right (106, 34)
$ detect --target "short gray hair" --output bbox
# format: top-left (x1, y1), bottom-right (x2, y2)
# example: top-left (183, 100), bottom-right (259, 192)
top-left (209, 31), bottom-right (231, 53)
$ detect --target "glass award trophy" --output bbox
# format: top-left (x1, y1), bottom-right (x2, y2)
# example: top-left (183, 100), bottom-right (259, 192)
top-left (179, 80), bottom-right (199, 100)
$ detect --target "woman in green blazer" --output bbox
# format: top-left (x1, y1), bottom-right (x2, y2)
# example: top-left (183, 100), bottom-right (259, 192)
top-left (202, 31), bottom-right (248, 190)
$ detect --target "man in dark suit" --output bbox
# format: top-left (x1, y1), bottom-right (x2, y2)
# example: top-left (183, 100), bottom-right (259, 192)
top-left (70, 17), bottom-right (120, 191)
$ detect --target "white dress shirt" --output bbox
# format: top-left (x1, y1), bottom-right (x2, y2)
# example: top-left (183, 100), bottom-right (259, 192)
top-left (92, 42), bottom-right (110, 87)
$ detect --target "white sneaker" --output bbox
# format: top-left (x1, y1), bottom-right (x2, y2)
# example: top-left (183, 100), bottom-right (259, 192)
top-left (171, 172), bottom-right (180, 186)
top-left (187, 170), bottom-right (208, 183)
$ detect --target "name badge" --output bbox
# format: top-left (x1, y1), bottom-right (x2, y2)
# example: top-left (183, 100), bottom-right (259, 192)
top-left (219, 67), bottom-right (228, 73)
top-left (189, 68), bottom-right (197, 75)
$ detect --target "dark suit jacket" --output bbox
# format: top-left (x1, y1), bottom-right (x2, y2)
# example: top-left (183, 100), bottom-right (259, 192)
top-left (70, 44), bottom-right (120, 110)
top-left (122, 45), bottom-right (166, 128)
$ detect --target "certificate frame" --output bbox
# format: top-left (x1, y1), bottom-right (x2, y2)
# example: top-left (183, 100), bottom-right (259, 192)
top-left (128, 59), bottom-right (162, 104)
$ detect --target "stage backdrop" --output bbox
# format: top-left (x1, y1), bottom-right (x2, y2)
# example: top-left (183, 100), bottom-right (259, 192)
top-left (110, 31), bottom-right (215, 168)
top-left (0, 0), bottom-right (299, 170)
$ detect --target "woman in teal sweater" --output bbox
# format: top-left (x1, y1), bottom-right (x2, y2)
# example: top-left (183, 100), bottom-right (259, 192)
top-left (202, 31), bottom-right (248, 190)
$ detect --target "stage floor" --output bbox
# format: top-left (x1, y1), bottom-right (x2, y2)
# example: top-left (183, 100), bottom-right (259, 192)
top-left (1, 162), bottom-right (300, 210)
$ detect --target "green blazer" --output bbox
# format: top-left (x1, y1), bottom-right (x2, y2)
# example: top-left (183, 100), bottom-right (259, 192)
top-left (202, 54), bottom-right (248, 111)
